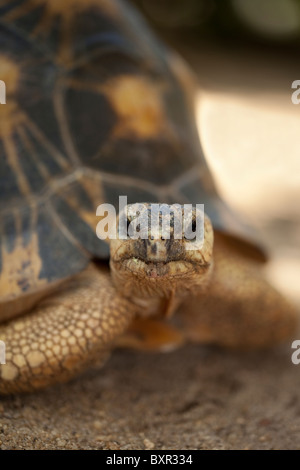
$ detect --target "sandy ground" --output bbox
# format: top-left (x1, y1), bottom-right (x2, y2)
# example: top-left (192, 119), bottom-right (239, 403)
top-left (1, 36), bottom-right (300, 450)
top-left (1, 344), bottom-right (300, 450)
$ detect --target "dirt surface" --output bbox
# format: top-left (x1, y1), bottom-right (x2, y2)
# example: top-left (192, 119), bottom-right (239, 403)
top-left (1, 343), bottom-right (300, 450)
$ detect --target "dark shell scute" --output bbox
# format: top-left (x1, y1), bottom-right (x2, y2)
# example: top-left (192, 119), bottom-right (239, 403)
top-left (95, 137), bottom-right (195, 185)
top-left (2, 212), bottom-right (17, 254)
top-left (0, 0), bottom-right (24, 16)
top-left (65, 88), bottom-right (117, 163)
top-left (36, 205), bottom-right (89, 283)
top-left (13, 132), bottom-right (46, 194)
top-left (101, 180), bottom-right (161, 209)
top-left (0, 140), bottom-right (21, 210)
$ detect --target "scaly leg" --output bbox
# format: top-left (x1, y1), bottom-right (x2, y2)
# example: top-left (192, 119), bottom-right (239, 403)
top-left (0, 264), bottom-right (136, 394)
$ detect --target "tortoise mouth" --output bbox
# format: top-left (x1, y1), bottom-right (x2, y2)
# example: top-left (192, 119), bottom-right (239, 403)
top-left (120, 256), bottom-right (197, 279)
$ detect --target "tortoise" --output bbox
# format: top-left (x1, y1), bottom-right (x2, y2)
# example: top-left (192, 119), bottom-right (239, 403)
top-left (0, 0), bottom-right (297, 394)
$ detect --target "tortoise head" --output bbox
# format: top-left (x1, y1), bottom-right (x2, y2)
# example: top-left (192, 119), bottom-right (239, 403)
top-left (109, 203), bottom-right (214, 303)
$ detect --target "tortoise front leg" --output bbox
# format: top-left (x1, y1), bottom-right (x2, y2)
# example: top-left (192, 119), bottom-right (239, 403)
top-left (0, 264), bottom-right (136, 394)
top-left (176, 234), bottom-right (298, 349)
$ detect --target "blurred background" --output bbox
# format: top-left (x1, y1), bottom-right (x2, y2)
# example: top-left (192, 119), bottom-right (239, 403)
top-left (132, 0), bottom-right (300, 307)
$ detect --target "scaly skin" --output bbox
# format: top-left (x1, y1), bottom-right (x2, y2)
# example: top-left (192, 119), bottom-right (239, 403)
top-left (0, 265), bottom-right (136, 394)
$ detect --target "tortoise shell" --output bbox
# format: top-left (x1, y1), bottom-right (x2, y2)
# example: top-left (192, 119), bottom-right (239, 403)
top-left (0, 0), bottom-right (261, 316)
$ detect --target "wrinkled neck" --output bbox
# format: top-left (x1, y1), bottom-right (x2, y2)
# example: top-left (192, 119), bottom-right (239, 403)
top-left (110, 260), bottom-right (210, 317)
